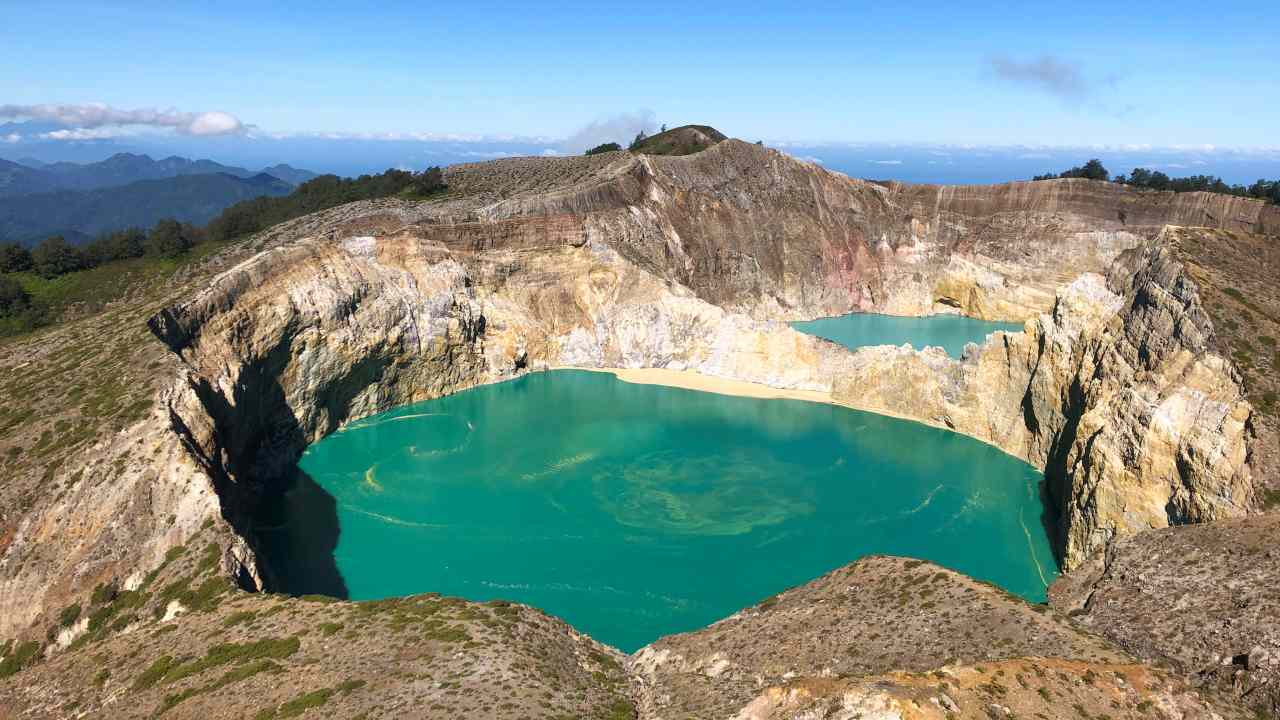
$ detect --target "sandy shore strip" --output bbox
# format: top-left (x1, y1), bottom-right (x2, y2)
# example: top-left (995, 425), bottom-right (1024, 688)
top-left (564, 366), bottom-right (833, 403)
top-left (557, 365), bottom-right (1032, 463)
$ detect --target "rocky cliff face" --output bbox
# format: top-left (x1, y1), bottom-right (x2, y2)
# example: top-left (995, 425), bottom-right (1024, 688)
top-left (829, 235), bottom-right (1255, 567)
top-left (0, 139), bottom-right (1274, 717)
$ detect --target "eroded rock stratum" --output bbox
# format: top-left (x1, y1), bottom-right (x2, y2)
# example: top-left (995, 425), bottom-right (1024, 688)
top-left (1, 139), bottom-right (1276, 718)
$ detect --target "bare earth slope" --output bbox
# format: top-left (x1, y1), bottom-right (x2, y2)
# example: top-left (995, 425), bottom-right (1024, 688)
top-left (627, 556), bottom-right (1128, 718)
top-left (2, 138), bottom-right (1277, 718)
top-left (631, 557), bottom-right (1247, 720)
top-left (1050, 514), bottom-right (1280, 717)
top-left (0, 526), bottom-right (631, 720)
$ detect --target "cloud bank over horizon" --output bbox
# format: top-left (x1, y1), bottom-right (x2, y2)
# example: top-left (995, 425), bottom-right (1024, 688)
top-left (0, 103), bottom-right (246, 137)
top-left (1, 102), bottom-right (1277, 186)
top-left (4, 99), bottom-right (1278, 155)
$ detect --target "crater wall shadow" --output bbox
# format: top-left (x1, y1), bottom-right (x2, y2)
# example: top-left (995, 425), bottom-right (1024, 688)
top-left (153, 320), bottom-right (356, 601)
top-left (253, 465), bottom-right (349, 599)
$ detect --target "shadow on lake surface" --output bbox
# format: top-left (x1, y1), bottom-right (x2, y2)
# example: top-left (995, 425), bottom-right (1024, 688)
top-left (253, 465), bottom-right (350, 600)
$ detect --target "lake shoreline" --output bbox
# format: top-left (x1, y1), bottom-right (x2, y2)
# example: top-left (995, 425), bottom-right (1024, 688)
top-left (558, 365), bottom-right (1036, 467)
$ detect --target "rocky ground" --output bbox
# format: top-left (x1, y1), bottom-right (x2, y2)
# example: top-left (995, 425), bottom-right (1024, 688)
top-left (627, 556), bottom-right (1128, 718)
top-left (1170, 225), bottom-right (1280, 505)
top-left (728, 658), bottom-right (1250, 720)
top-left (2, 137), bottom-right (1278, 718)
top-left (0, 525), bottom-right (631, 720)
top-left (1051, 514), bottom-right (1280, 717)
top-left (0, 554), bottom-right (1252, 720)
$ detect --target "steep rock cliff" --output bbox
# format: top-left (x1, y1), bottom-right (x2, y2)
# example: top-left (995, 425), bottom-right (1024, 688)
top-left (830, 235), bottom-right (1255, 567)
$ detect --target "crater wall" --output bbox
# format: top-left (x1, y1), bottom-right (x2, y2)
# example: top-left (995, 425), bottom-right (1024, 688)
top-left (1, 139), bottom-right (1268, 639)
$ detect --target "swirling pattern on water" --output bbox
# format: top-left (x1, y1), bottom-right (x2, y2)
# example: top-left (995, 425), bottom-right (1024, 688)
top-left (259, 369), bottom-right (1057, 652)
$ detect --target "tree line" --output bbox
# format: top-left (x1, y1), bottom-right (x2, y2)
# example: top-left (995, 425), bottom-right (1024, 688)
top-left (1, 221), bottom-right (202, 279)
top-left (0, 167), bottom-right (446, 333)
top-left (1032, 159), bottom-right (1280, 205)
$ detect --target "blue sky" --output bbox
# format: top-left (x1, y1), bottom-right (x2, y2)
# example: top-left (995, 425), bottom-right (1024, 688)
top-left (0, 1), bottom-right (1276, 178)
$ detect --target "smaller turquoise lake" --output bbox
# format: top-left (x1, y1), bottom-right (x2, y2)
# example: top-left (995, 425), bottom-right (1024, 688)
top-left (260, 370), bottom-right (1057, 652)
top-left (791, 312), bottom-right (1025, 358)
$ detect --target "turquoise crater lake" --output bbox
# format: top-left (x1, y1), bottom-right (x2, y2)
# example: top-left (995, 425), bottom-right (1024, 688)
top-left (792, 312), bottom-right (1025, 358)
top-left (260, 370), bottom-right (1056, 652)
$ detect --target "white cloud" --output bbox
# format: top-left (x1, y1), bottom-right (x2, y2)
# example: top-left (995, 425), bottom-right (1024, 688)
top-left (253, 129), bottom-right (551, 144)
top-left (0, 102), bottom-right (246, 136)
top-left (1, 133), bottom-right (20, 143)
top-left (451, 150), bottom-right (515, 159)
top-left (781, 150), bottom-right (823, 165)
top-left (870, 159), bottom-right (902, 165)
top-left (186, 111), bottom-right (242, 136)
top-left (39, 127), bottom-right (136, 140)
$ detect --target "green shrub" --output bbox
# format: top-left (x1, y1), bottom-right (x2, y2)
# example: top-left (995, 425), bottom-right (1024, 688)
top-left (133, 656), bottom-right (178, 691)
top-left (0, 640), bottom-right (41, 678)
top-left (90, 582), bottom-right (119, 605)
top-left (157, 660), bottom-right (282, 715)
top-left (265, 688), bottom-right (335, 719)
top-left (222, 610), bottom-right (257, 627)
top-left (335, 678), bottom-right (366, 694)
top-left (1261, 487), bottom-right (1280, 510)
top-left (58, 603), bottom-right (82, 627)
top-left (603, 699), bottom-right (635, 720)
top-left (163, 636), bottom-right (300, 685)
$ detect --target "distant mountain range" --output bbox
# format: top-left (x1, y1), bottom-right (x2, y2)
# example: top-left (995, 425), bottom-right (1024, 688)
top-left (0, 152), bottom-right (317, 197)
top-left (0, 153), bottom-right (318, 244)
top-left (0, 173), bottom-right (295, 245)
